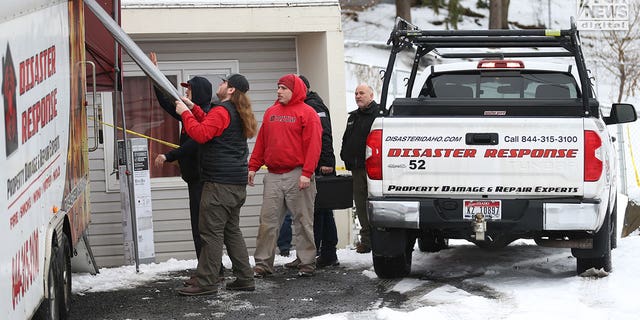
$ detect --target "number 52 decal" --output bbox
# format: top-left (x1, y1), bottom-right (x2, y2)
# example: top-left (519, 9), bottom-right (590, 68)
top-left (409, 159), bottom-right (426, 170)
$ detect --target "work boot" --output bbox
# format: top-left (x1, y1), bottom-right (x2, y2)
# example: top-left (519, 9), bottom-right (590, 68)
top-left (297, 264), bottom-right (315, 277)
top-left (356, 243), bottom-right (371, 254)
top-left (177, 285), bottom-right (217, 296)
top-left (316, 256), bottom-right (340, 268)
top-left (226, 279), bottom-right (256, 291)
top-left (253, 265), bottom-right (272, 278)
top-left (284, 258), bottom-right (301, 269)
top-left (183, 276), bottom-right (197, 287)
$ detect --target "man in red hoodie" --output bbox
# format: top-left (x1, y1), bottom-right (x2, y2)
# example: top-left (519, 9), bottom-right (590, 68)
top-left (248, 74), bottom-right (322, 277)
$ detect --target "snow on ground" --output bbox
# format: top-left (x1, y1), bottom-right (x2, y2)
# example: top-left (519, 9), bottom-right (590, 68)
top-left (74, 196), bottom-right (640, 319)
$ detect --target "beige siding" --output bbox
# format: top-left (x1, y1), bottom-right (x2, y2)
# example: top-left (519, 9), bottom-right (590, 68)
top-left (87, 38), bottom-right (296, 267)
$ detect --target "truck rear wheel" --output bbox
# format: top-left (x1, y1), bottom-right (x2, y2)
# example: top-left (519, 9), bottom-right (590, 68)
top-left (574, 212), bottom-right (612, 274)
top-left (371, 228), bottom-right (415, 279)
top-left (373, 253), bottom-right (411, 279)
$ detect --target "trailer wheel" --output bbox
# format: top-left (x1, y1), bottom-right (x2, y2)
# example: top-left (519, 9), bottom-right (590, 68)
top-left (35, 239), bottom-right (61, 320)
top-left (59, 232), bottom-right (72, 317)
top-left (575, 212), bottom-right (612, 274)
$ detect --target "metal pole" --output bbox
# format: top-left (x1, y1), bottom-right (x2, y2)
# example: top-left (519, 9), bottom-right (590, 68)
top-left (120, 96), bottom-right (140, 273)
top-left (97, 0), bottom-right (141, 272)
top-left (619, 125), bottom-right (628, 195)
top-left (548, 0), bottom-right (551, 28)
top-left (115, 0), bottom-right (140, 273)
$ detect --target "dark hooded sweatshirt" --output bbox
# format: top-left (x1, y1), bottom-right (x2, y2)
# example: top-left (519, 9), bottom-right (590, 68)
top-left (304, 91), bottom-right (335, 174)
top-left (153, 76), bottom-right (212, 183)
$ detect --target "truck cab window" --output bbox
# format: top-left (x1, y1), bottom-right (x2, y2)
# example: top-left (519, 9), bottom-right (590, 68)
top-left (423, 72), bottom-right (579, 99)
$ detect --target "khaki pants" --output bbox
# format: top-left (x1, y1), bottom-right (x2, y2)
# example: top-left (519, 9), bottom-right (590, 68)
top-left (195, 182), bottom-right (253, 287)
top-left (254, 168), bottom-right (317, 272)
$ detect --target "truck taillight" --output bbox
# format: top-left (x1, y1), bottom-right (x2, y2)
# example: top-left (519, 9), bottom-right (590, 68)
top-left (584, 130), bottom-right (603, 182)
top-left (366, 129), bottom-right (383, 180)
top-left (477, 60), bottom-right (524, 69)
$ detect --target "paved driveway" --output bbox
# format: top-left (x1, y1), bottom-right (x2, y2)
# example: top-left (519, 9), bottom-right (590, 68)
top-left (69, 264), bottom-right (395, 320)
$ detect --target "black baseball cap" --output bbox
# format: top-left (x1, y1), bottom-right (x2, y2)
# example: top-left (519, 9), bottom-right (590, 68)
top-left (221, 74), bottom-right (250, 93)
top-left (180, 76), bottom-right (209, 88)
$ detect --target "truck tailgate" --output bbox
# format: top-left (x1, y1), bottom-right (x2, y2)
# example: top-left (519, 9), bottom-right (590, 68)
top-left (380, 117), bottom-right (584, 197)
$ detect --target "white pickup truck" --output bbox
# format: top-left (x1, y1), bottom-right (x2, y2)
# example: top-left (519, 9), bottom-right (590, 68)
top-left (366, 19), bottom-right (637, 278)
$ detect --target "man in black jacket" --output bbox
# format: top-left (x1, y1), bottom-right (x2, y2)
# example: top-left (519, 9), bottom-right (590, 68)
top-left (150, 52), bottom-right (212, 261)
top-left (278, 76), bottom-right (339, 267)
top-left (340, 83), bottom-right (379, 254)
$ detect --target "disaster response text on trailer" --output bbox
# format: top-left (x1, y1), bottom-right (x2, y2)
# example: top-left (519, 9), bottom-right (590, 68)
top-left (19, 45), bottom-right (58, 145)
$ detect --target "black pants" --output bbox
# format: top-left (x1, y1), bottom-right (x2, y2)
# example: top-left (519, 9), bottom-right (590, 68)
top-left (314, 208), bottom-right (338, 260)
top-left (352, 168), bottom-right (370, 246)
top-left (278, 208), bottom-right (339, 259)
top-left (188, 181), bottom-right (203, 258)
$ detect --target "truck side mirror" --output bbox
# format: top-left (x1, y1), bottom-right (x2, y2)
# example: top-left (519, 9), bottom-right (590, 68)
top-left (604, 103), bottom-right (637, 125)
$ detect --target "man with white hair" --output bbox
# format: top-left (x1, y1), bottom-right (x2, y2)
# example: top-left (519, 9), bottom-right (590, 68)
top-left (340, 83), bottom-right (379, 254)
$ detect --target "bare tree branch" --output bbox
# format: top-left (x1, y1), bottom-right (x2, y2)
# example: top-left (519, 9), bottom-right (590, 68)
top-left (585, 3), bottom-right (640, 102)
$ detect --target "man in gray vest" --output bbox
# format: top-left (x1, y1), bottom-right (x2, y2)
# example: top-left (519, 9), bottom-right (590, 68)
top-left (174, 74), bottom-right (258, 296)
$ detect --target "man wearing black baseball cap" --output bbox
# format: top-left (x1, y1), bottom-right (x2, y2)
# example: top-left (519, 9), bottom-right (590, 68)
top-left (220, 73), bottom-right (250, 93)
top-left (175, 73), bottom-right (258, 296)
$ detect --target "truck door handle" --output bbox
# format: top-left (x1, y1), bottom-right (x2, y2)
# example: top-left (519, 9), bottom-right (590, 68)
top-left (466, 133), bottom-right (498, 145)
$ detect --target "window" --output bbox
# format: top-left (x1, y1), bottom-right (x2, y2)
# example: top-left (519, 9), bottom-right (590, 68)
top-left (121, 75), bottom-right (181, 178)
top-left (101, 60), bottom-right (238, 191)
top-left (422, 71), bottom-right (579, 99)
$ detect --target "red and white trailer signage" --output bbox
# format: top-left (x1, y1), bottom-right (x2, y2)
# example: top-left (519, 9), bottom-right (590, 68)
top-left (1, 1), bottom-right (90, 318)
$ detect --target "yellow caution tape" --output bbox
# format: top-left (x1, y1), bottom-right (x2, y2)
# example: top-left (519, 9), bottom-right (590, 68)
top-left (91, 117), bottom-right (351, 170)
top-left (545, 30), bottom-right (561, 37)
top-left (90, 116), bottom-right (179, 149)
top-left (627, 125), bottom-right (640, 187)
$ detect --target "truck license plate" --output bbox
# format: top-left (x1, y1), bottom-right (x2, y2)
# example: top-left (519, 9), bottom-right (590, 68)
top-left (463, 200), bottom-right (502, 220)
